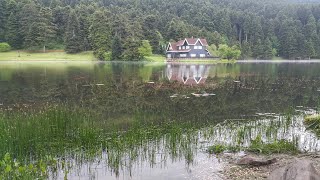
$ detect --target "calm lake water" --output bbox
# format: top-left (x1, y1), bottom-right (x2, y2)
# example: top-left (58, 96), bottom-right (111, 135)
top-left (1, 61), bottom-right (320, 179)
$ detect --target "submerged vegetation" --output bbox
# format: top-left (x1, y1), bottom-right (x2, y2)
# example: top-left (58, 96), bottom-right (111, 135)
top-left (304, 114), bottom-right (320, 135)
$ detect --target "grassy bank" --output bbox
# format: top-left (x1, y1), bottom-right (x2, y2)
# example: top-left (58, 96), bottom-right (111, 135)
top-left (0, 51), bottom-right (97, 61)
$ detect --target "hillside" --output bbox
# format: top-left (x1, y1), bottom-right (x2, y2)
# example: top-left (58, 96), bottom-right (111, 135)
top-left (1, 0), bottom-right (320, 60)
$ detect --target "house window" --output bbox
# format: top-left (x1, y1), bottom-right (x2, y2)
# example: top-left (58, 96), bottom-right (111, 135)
top-left (198, 46), bottom-right (203, 49)
top-left (180, 54), bottom-right (187, 57)
top-left (200, 54), bottom-right (205, 58)
top-left (190, 54), bottom-right (196, 57)
top-left (178, 47), bottom-right (181, 50)
top-left (182, 46), bottom-right (186, 49)
top-left (167, 54), bottom-right (172, 58)
top-left (194, 46), bottom-right (198, 49)
top-left (186, 46), bottom-right (190, 49)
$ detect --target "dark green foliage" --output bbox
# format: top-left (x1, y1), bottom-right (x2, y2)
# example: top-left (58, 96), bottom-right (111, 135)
top-left (24, 7), bottom-right (56, 50)
top-left (64, 10), bottom-right (81, 53)
top-left (263, 38), bottom-right (273, 59)
top-left (143, 15), bottom-right (160, 53)
top-left (0, 42), bottom-right (11, 52)
top-left (2, 0), bottom-right (320, 59)
top-left (253, 39), bottom-right (264, 59)
top-left (5, 13), bottom-right (22, 49)
top-left (123, 38), bottom-right (143, 61)
top-left (89, 10), bottom-right (112, 60)
top-left (111, 35), bottom-right (123, 60)
top-left (0, 0), bottom-right (6, 42)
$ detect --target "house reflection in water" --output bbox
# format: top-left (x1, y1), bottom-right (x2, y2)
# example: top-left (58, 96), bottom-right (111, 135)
top-left (166, 64), bottom-right (211, 85)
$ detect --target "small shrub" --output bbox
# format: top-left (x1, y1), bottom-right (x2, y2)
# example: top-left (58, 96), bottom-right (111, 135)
top-left (0, 43), bottom-right (11, 52)
top-left (248, 135), bottom-right (298, 154)
top-left (207, 144), bottom-right (226, 154)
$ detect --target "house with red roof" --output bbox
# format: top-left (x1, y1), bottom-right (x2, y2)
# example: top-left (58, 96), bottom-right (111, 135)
top-left (166, 38), bottom-right (211, 59)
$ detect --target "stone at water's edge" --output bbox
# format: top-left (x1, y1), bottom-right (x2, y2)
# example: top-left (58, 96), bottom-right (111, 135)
top-left (268, 159), bottom-right (320, 180)
top-left (236, 156), bottom-right (277, 166)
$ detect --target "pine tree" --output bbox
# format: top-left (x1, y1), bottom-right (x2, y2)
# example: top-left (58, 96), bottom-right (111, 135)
top-left (305, 40), bottom-right (315, 59)
top-left (0, 0), bottom-right (6, 42)
top-left (64, 10), bottom-right (81, 53)
top-left (24, 7), bottom-right (56, 50)
top-left (111, 35), bottom-right (123, 61)
top-left (143, 15), bottom-right (162, 54)
top-left (19, 2), bottom-right (39, 47)
top-left (241, 41), bottom-right (252, 59)
top-left (263, 38), bottom-right (273, 59)
top-left (89, 10), bottom-right (112, 59)
top-left (252, 39), bottom-right (263, 59)
top-left (123, 38), bottom-right (142, 61)
top-left (5, 12), bottom-right (22, 49)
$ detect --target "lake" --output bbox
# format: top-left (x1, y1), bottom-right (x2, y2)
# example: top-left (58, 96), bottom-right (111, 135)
top-left (0, 61), bottom-right (320, 179)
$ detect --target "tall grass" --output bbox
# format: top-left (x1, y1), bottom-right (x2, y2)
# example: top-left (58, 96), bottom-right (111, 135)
top-left (0, 106), bottom-right (201, 178)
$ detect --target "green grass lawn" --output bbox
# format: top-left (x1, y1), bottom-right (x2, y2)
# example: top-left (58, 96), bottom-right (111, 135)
top-left (0, 51), bottom-right (97, 61)
top-left (145, 55), bottom-right (166, 62)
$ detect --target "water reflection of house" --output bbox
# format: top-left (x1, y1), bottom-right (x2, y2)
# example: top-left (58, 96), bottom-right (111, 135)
top-left (166, 64), bottom-right (211, 85)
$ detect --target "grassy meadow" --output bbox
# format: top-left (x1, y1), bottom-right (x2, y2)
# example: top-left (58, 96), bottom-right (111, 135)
top-left (0, 51), bottom-right (97, 61)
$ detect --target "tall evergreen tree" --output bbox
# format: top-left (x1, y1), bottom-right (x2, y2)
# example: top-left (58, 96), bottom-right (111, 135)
top-left (241, 41), bottom-right (252, 59)
top-left (0, 0), bottom-right (7, 42)
top-left (64, 10), bottom-right (81, 53)
top-left (263, 38), bottom-right (273, 59)
top-left (19, 1), bottom-right (39, 47)
top-left (143, 15), bottom-right (161, 54)
top-left (89, 10), bottom-right (112, 59)
top-left (253, 39), bottom-right (264, 59)
top-left (24, 7), bottom-right (56, 50)
top-left (5, 12), bottom-right (22, 49)
top-left (305, 40), bottom-right (315, 59)
top-left (111, 35), bottom-right (123, 61)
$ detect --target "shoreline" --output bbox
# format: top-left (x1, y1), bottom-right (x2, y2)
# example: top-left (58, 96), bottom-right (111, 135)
top-left (219, 151), bottom-right (320, 179)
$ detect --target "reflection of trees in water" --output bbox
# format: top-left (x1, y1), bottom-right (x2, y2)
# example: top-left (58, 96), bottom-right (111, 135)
top-left (0, 63), bottom-right (320, 123)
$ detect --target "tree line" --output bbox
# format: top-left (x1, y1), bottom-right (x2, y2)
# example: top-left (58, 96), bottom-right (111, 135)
top-left (1, 0), bottom-right (320, 60)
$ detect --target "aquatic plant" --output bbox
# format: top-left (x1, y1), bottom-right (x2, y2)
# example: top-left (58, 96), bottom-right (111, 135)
top-left (248, 135), bottom-right (298, 154)
top-left (207, 145), bottom-right (225, 154)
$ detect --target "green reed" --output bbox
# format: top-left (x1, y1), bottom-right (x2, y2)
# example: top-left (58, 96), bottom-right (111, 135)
top-left (0, 106), bottom-right (201, 178)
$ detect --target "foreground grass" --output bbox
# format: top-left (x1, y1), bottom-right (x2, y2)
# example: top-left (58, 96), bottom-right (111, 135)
top-left (0, 51), bottom-right (97, 61)
top-left (0, 106), bottom-right (200, 178)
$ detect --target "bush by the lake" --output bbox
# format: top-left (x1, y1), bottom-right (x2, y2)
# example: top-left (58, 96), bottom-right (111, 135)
top-left (248, 135), bottom-right (298, 154)
top-left (0, 43), bottom-right (11, 52)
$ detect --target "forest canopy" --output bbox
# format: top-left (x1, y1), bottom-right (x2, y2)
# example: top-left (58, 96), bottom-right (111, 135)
top-left (1, 0), bottom-right (320, 60)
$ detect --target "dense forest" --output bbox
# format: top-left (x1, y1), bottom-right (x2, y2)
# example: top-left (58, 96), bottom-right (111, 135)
top-left (1, 0), bottom-right (320, 60)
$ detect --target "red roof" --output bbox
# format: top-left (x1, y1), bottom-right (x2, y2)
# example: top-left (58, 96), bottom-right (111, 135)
top-left (167, 38), bottom-right (208, 52)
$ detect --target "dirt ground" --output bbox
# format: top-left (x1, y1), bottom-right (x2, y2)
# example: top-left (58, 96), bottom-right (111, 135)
top-left (221, 152), bottom-right (320, 180)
